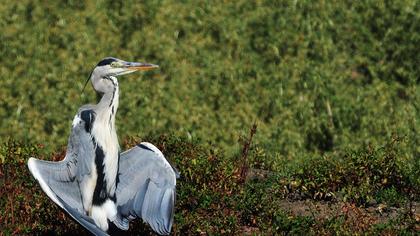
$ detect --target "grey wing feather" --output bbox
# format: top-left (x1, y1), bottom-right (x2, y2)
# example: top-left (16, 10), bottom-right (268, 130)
top-left (50, 187), bottom-right (109, 236)
top-left (27, 110), bottom-right (101, 235)
top-left (114, 142), bottom-right (177, 235)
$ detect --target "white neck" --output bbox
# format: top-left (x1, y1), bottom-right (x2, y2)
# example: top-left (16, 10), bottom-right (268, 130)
top-left (96, 76), bottom-right (119, 131)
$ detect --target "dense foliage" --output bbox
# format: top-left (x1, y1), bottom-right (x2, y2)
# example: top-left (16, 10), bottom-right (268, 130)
top-left (1, 136), bottom-right (418, 235)
top-left (0, 1), bottom-right (418, 158)
top-left (0, 0), bottom-right (419, 235)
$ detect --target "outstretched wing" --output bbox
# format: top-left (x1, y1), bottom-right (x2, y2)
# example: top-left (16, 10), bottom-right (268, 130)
top-left (113, 142), bottom-right (178, 235)
top-left (28, 109), bottom-right (106, 235)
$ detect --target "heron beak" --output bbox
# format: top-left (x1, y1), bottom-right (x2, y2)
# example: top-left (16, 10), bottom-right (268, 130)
top-left (124, 62), bottom-right (159, 71)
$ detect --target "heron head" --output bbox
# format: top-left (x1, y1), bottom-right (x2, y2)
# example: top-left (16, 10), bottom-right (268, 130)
top-left (84, 57), bottom-right (159, 93)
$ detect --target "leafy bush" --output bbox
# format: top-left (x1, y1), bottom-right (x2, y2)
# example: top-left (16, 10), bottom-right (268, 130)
top-left (287, 137), bottom-right (418, 205)
top-left (376, 187), bottom-right (407, 207)
top-left (1, 135), bottom-right (417, 235)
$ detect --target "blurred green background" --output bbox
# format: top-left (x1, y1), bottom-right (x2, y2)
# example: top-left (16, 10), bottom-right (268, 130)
top-left (0, 0), bottom-right (418, 160)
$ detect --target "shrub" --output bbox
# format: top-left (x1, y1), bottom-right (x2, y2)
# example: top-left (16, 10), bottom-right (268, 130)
top-left (288, 136), bottom-right (417, 205)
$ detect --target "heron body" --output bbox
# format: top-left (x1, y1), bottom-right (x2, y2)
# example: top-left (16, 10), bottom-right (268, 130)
top-left (28, 57), bottom-right (178, 235)
top-left (77, 60), bottom-right (122, 229)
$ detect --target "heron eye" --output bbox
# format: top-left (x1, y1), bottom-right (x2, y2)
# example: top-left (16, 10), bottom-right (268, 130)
top-left (110, 62), bottom-right (118, 67)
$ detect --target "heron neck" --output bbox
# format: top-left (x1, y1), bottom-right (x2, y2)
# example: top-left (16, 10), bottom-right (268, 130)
top-left (96, 85), bottom-right (119, 130)
top-left (97, 90), bottom-right (119, 110)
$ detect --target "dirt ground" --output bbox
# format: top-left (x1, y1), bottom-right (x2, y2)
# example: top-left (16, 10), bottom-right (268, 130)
top-left (277, 199), bottom-right (419, 225)
top-left (240, 198), bottom-right (419, 235)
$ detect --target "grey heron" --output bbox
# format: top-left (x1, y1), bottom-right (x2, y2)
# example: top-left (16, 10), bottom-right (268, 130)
top-left (27, 57), bottom-right (179, 235)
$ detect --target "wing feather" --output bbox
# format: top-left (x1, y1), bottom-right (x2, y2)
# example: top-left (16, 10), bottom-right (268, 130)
top-left (28, 110), bottom-right (100, 234)
top-left (114, 142), bottom-right (177, 235)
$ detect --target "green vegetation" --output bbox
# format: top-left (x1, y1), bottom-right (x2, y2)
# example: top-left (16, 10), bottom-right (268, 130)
top-left (1, 136), bottom-right (418, 234)
top-left (0, 0), bottom-right (419, 235)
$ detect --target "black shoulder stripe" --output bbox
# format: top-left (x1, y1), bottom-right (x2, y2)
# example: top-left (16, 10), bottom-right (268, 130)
top-left (80, 110), bottom-right (95, 133)
top-left (137, 144), bottom-right (155, 153)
